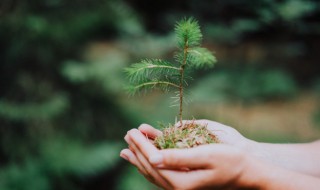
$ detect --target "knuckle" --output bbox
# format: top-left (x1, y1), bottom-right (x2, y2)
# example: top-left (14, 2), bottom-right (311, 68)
top-left (164, 153), bottom-right (177, 166)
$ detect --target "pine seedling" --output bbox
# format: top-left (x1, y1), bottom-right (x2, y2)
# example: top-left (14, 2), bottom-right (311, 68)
top-left (125, 17), bottom-right (219, 149)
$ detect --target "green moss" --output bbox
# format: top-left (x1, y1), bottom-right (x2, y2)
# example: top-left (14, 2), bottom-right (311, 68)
top-left (154, 122), bottom-right (219, 149)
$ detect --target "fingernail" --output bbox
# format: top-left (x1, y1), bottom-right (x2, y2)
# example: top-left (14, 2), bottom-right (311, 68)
top-left (124, 135), bottom-right (131, 144)
top-left (120, 153), bottom-right (129, 161)
top-left (149, 154), bottom-right (163, 165)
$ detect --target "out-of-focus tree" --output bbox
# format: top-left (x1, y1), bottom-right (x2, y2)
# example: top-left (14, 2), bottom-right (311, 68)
top-left (126, 0), bottom-right (320, 84)
top-left (0, 0), bottom-right (145, 189)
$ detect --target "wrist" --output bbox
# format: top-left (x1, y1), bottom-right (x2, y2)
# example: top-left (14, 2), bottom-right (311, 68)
top-left (235, 154), bottom-right (263, 189)
top-left (236, 155), bottom-right (305, 190)
top-left (241, 159), bottom-right (320, 190)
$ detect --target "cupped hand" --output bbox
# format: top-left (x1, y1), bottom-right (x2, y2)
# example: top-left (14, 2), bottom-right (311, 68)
top-left (120, 120), bottom-right (256, 189)
top-left (121, 128), bottom-right (254, 190)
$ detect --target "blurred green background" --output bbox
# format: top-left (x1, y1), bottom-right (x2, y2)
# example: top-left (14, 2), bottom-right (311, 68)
top-left (0, 0), bottom-right (320, 189)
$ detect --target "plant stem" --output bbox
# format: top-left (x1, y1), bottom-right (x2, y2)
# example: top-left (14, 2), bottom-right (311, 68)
top-left (179, 40), bottom-right (188, 127)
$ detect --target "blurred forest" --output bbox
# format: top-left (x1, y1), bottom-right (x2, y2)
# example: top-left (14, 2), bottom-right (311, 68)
top-left (0, 0), bottom-right (320, 189)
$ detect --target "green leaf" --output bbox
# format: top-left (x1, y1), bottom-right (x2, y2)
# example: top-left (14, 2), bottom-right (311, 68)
top-left (188, 47), bottom-right (216, 68)
top-left (175, 17), bottom-right (202, 48)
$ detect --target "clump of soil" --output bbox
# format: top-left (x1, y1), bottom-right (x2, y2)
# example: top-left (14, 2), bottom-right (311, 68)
top-left (154, 122), bottom-right (219, 149)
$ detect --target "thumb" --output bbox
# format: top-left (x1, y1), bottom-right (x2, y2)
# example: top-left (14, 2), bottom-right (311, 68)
top-left (149, 146), bottom-right (212, 169)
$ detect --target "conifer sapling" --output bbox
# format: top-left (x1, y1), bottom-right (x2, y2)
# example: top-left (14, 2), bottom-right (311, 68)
top-left (125, 17), bottom-right (219, 149)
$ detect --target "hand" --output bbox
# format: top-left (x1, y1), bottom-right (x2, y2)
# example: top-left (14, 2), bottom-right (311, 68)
top-left (121, 128), bottom-right (254, 190)
top-left (121, 122), bottom-right (320, 189)
top-left (122, 120), bottom-right (252, 189)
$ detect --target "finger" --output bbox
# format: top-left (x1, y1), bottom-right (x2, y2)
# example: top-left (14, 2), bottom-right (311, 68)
top-left (120, 148), bottom-right (136, 163)
top-left (125, 132), bottom-right (144, 154)
top-left (126, 148), bottom-right (162, 187)
top-left (159, 169), bottom-right (213, 190)
top-left (138, 124), bottom-right (162, 140)
top-left (120, 148), bottom-right (149, 174)
top-left (125, 135), bottom-right (155, 163)
top-left (123, 136), bottom-right (149, 175)
top-left (125, 132), bottom-right (169, 188)
top-left (129, 137), bottom-right (170, 188)
top-left (124, 134), bottom-right (137, 154)
top-left (124, 136), bottom-right (162, 186)
top-left (126, 132), bottom-right (169, 187)
top-left (149, 145), bottom-right (214, 169)
top-left (127, 129), bottom-right (159, 158)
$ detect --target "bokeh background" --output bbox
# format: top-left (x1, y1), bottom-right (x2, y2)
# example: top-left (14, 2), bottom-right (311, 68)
top-left (1, 0), bottom-right (320, 189)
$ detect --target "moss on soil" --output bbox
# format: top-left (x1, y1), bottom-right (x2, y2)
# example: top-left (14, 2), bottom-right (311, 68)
top-left (154, 122), bottom-right (219, 149)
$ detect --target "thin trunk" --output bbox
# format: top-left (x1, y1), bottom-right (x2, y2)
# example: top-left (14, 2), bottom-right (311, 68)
top-left (179, 41), bottom-right (188, 127)
top-left (179, 68), bottom-right (184, 126)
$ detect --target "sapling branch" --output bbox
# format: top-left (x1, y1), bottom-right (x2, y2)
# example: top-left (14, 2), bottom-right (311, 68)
top-left (134, 81), bottom-right (180, 90)
top-left (125, 17), bottom-right (218, 149)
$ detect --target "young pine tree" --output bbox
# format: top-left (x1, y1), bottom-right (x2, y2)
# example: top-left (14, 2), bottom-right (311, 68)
top-left (125, 17), bottom-right (218, 149)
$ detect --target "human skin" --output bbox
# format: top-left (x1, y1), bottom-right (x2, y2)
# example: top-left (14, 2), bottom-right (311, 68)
top-left (137, 120), bottom-right (320, 177)
top-left (121, 126), bottom-right (320, 190)
top-left (120, 120), bottom-right (320, 189)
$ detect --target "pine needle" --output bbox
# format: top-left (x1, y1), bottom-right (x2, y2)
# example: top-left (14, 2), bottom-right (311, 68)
top-left (124, 17), bottom-right (218, 141)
